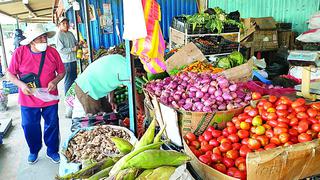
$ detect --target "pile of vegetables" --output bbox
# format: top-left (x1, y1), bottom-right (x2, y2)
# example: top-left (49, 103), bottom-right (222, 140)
top-left (58, 119), bottom-right (191, 180)
top-left (114, 86), bottom-right (128, 105)
top-left (181, 61), bottom-right (224, 74)
top-left (184, 7), bottom-right (243, 34)
top-left (216, 51), bottom-right (246, 69)
top-left (63, 125), bottom-right (130, 163)
top-left (185, 95), bottom-right (320, 180)
top-left (145, 72), bottom-right (252, 112)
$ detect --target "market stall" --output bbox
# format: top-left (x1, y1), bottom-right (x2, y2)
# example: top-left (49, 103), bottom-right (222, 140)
top-left (56, 0), bottom-right (320, 179)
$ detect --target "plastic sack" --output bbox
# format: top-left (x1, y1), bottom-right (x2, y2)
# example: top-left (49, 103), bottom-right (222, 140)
top-left (296, 28), bottom-right (320, 43)
top-left (169, 164), bottom-right (195, 180)
top-left (32, 88), bottom-right (59, 102)
top-left (244, 81), bottom-right (296, 96)
top-left (0, 89), bottom-right (8, 111)
top-left (59, 125), bottom-right (137, 176)
top-left (308, 11), bottom-right (320, 29)
top-left (131, 0), bottom-right (166, 74)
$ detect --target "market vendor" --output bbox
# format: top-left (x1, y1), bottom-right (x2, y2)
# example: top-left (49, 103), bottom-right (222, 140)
top-left (73, 54), bottom-right (130, 118)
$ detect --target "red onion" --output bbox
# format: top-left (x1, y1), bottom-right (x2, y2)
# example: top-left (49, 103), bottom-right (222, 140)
top-left (218, 104), bottom-right (226, 111)
top-left (227, 103), bottom-right (234, 110)
top-left (196, 91), bottom-right (204, 98)
top-left (217, 77), bottom-right (229, 88)
top-left (203, 106), bottom-right (212, 112)
top-left (202, 93), bottom-right (210, 101)
top-left (185, 98), bottom-right (192, 104)
top-left (201, 85), bottom-right (210, 93)
top-left (231, 92), bottom-right (237, 99)
top-left (229, 84), bottom-right (237, 92)
top-left (183, 103), bottom-right (192, 110)
top-left (172, 101), bottom-right (180, 109)
top-left (189, 87), bottom-right (198, 92)
top-left (181, 93), bottom-right (188, 99)
top-left (210, 81), bottom-right (218, 87)
top-left (208, 86), bottom-right (216, 94)
top-left (178, 99), bottom-right (186, 106)
top-left (214, 90), bottom-right (222, 97)
top-left (216, 96), bottom-right (223, 102)
top-left (189, 91), bottom-right (196, 98)
top-left (173, 94), bottom-right (181, 101)
top-left (204, 100), bottom-right (212, 107)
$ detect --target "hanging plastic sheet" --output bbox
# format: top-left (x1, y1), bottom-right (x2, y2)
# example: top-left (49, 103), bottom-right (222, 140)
top-left (131, 0), bottom-right (166, 74)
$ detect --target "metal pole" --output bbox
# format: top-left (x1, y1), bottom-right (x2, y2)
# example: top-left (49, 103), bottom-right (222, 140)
top-left (82, 0), bottom-right (93, 64)
top-left (125, 39), bottom-right (137, 134)
top-left (73, 9), bottom-right (83, 73)
top-left (0, 24), bottom-right (8, 71)
top-left (16, 16), bottom-right (19, 29)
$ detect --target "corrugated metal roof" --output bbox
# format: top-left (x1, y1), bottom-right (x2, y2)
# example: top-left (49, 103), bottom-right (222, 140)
top-left (73, 0), bottom-right (198, 50)
top-left (208, 0), bottom-right (320, 33)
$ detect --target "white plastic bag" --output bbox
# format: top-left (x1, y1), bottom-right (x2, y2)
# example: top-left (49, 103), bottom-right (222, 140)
top-left (296, 29), bottom-right (320, 42)
top-left (308, 11), bottom-right (320, 29)
top-left (32, 88), bottom-right (59, 102)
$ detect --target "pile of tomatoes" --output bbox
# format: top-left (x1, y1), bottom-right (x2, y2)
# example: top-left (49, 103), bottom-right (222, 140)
top-left (184, 94), bottom-right (320, 180)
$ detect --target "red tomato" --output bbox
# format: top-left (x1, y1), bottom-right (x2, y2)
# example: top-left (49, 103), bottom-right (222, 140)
top-left (232, 143), bottom-right (242, 151)
top-left (227, 167), bottom-right (238, 177)
top-left (200, 144), bottom-right (214, 152)
top-left (274, 127), bottom-right (288, 135)
top-left (185, 132), bottom-right (196, 142)
top-left (248, 108), bottom-right (259, 117)
top-left (190, 140), bottom-right (201, 149)
top-left (288, 128), bottom-right (299, 137)
top-left (287, 113), bottom-right (296, 119)
top-left (228, 134), bottom-right (240, 143)
top-left (277, 122), bottom-right (289, 129)
top-left (276, 110), bottom-right (289, 117)
top-left (263, 124), bottom-right (272, 131)
top-left (250, 126), bottom-right (256, 134)
top-left (212, 147), bottom-right (221, 155)
top-left (205, 151), bottom-right (213, 157)
top-left (232, 117), bottom-right (240, 124)
top-left (291, 98), bottom-right (306, 108)
top-left (307, 108), bottom-right (318, 118)
top-left (261, 110), bottom-right (269, 120)
top-left (279, 132), bottom-right (290, 143)
top-left (234, 170), bottom-right (246, 180)
top-left (306, 129), bottom-right (318, 139)
top-left (309, 118), bottom-right (318, 124)
top-left (227, 122), bottom-right (235, 127)
top-left (298, 133), bottom-right (312, 143)
top-left (256, 135), bottom-right (269, 146)
top-left (241, 138), bottom-right (250, 145)
top-left (238, 162), bottom-right (247, 172)
top-left (239, 145), bottom-right (252, 157)
top-left (298, 120), bottom-right (309, 133)
top-left (270, 136), bottom-right (281, 145)
top-left (248, 138), bottom-right (261, 150)
top-left (235, 121), bottom-right (241, 130)
top-left (245, 117), bottom-right (253, 124)
top-left (289, 118), bottom-right (299, 126)
top-left (199, 154), bottom-right (212, 165)
top-left (244, 106), bottom-right (254, 114)
top-left (237, 130), bottom-right (250, 139)
top-left (269, 95), bottom-right (278, 103)
top-left (290, 136), bottom-right (299, 143)
top-left (257, 99), bottom-right (268, 109)
top-left (211, 153), bottom-right (222, 163)
top-left (283, 141), bottom-right (294, 146)
top-left (263, 102), bottom-right (273, 110)
top-left (190, 147), bottom-right (203, 157)
top-left (235, 157), bottom-right (246, 167)
top-left (265, 129), bottom-right (275, 138)
top-left (238, 113), bottom-right (251, 121)
top-left (209, 139), bottom-right (219, 147)
top-left (267, 107), bottom-right (276, 113)
top-left (294, 106), bottom-right (307, 113)
top-left (217, 136), bottom-right (224, 143)
top-left (222, 157), bottom-right (235, 168)
top-left (252, 92), bottom-right (262, 100)
top-left (278, 117), bottom-right (290, 124)
top-left (220, 138), bottom-right (232, 144)
top-left (227, 126), bottom-right (237, 134)
top-left (267, 119), bottom-right (278, 128)
top-left (264, 143), bottom-right (277, 150)
top-left (276, 104), bottom-right (288, 110)
top-left (203, 131), bottom-right (213, 141)
top-left (207, 126), bottom-right (215, 132)
top-left (219, 142), bottom-right (233, 153)
top-left (222, 129), bottom-right (229, 138)
top-left (240, 122), bottom-right (251, 130)
top-left (226, 149), bottom-right (240, 160)
top-left (311, 103), bottom-right (320, 110)
top-left (211, 130), bottom-right (222, 138)
top-left (198, 135), bottom-right (205, 142)
top-left (297, 112), bottom-right (309, 119)
top-left (214, 163), bottom-right (227, 174)
top-left (267, 112), bottom-right (278, 120)
top-left (278, 96), bottom-right (292, 105)
top-left (200, 141), bottom-right (208, 147)
top-left (312, 123), bottom-right (320, 132)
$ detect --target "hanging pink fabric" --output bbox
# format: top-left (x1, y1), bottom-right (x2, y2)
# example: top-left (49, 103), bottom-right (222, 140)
top-left (131, 0), bottom-right (166, 74)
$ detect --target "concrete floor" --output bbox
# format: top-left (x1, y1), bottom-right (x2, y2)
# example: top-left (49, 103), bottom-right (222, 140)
top-left (0, 82), bottom-right (71, 180)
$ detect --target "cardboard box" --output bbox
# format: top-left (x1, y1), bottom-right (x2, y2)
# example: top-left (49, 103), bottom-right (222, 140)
top-left (278, 31), bottom-right (294, 49)
top-left (183, 137), bottom-right (320, 180)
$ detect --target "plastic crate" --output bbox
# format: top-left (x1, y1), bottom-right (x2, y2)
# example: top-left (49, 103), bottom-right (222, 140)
top-left (2, 81), bottom-right (18, 94)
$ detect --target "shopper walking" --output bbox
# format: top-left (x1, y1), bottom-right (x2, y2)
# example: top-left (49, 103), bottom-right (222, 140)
top-left (56, 17), bottom-right (78, 95)
top-left (73, 54), bottom-right (129, 117)
top-left (7, 24), bottom-right (65, 164)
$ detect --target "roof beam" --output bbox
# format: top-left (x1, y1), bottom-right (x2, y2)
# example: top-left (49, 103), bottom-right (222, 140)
top-left (23, 4), bottom-right (37, 18)
top-left (0, 10), bottom-right (14, 18)
top-left (12, 7), bottom-right (52, 16)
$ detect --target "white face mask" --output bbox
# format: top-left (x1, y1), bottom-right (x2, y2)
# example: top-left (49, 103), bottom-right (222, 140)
top-left (35, 43), bottom-right (47, 52)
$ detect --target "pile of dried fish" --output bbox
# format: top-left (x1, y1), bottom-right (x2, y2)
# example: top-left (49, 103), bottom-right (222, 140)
top-left (64, 125), bottom-right (130, 163)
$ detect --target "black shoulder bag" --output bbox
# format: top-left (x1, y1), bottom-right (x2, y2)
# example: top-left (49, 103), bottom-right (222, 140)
top-left (20, 52), bottom-right (46, 88)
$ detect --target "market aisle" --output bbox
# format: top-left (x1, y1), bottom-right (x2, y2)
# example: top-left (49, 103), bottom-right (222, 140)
top-left (0, 82), bottom-right (72, 180)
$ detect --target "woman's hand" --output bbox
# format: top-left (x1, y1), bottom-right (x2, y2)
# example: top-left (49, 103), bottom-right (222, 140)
top-left (21, 83), bottom-right (32, 95)
top-left (47, 81), bottom-right (57, 91)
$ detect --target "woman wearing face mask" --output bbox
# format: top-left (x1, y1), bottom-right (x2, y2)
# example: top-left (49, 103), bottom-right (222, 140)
top-left (7, 24), bottom-right (65, 164)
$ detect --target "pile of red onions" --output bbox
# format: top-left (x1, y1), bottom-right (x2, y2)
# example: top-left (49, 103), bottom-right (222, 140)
top-left (145, 72), bottom-right (251, 112)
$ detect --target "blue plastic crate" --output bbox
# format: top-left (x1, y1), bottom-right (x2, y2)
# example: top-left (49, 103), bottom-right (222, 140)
top-left (2, 81), bottom-right (18, 94)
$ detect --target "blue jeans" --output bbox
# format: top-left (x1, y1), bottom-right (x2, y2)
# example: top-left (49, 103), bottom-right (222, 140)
top-left (21, 104), bottom-right (60, 154)
top-left (64, 61), bottom-right (77, 95)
